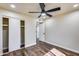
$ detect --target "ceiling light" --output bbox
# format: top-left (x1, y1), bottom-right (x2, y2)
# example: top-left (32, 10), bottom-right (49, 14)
top-left (73, 4), bottom-right (79, 8)
top-left (41, 13), bottom-right (46, 16)
top-left (10, 4), bottom-right (16, 8)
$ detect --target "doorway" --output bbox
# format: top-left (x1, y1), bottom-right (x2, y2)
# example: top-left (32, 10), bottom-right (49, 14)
top-left (36, 19), bottom-right (46, 43)
top-left (20, 20), bottom-right (25, 48)
top-left (3, 17), bottom-right (9, 53)
top-left (39, 22), bottom-right (45, 41)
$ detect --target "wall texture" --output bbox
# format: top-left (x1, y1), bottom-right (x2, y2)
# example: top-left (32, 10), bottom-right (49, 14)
top-left (44, 10), bottom-right (79, 53)
top-left (9, 17), bottom-right (20, 51)
top-left (0, 17), bottom-right (2, 55)
top-left (25, 18), bottom-right (36, 47)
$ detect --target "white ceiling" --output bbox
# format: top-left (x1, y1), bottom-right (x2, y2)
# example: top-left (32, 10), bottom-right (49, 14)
top-left (0, 3), bottom-right (79, 17)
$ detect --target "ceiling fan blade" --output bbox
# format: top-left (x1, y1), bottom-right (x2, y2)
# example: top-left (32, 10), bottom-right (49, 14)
top-left (46, 7), bottom-right (61, 12)
top-left (29, 12), bottom-right (41, 13)
top-left (46, 13), bottom-right (52, 17)
top-left (39, 3), bottom-right (45, 12)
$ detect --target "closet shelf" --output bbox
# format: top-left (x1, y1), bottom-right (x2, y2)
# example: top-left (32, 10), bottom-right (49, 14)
top-left (3, 24), bottom-right (8, 27)
top-left (21, 26), bottom-right (24, 27)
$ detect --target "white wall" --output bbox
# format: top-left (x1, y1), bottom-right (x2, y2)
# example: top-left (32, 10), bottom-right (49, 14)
top-left (0, 8), bottom-right (36, 53)
top-left (9, 17), bottom-right (20, 51)
top-left (0, 17), bottom-right (2, 55)
top-left (43, 10), bottom-right (79, 53)
top-left (0, 8), bottom-right (26, 52)
top-left (25, 18), bottom-right (36, 47)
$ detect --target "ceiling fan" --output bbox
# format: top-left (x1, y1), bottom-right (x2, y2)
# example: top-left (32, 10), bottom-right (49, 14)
top-left (29, 3), bottom-right (61, 18)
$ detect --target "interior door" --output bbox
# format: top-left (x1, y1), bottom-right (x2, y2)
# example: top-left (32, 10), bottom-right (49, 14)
top-left (39, 22), bottom-right (45, 41)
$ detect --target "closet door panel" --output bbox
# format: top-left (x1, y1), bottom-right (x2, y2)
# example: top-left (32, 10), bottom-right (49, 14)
top-left (9, 18), bottom-right (20, 52)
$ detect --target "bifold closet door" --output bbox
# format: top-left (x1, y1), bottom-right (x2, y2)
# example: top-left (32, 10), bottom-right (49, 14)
top-left (3, 18), bottom-right (9, 53)
top-left (20, 20), bottom-right (25, 48)
top-left (9, 18), bottom-right (20, 52)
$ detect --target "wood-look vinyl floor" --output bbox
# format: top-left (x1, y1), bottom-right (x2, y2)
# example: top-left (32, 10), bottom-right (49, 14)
top-left (3, 41), bottom-right (79, 56)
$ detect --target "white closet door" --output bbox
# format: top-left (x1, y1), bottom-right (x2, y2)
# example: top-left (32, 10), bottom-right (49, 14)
top-left (39, 22), bottom-right (45, 41)
top-left (9, 18), bottom-right (20, 52)
top-left (0, 17), bottom-right (2, 55)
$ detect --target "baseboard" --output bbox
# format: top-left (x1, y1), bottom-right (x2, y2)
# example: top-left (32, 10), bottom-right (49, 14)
top-left (40, 40), bottom-right (79, 54)
top-left (39, 39), bottom-right (45, 42)
top-left (25, 43), bottom-right (36, 48)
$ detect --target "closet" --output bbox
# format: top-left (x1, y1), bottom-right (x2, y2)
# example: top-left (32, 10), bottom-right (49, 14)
top-left (3, 17), bottom-right (9, 53)
top-left (20, 20), bottom-right (25, 48)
